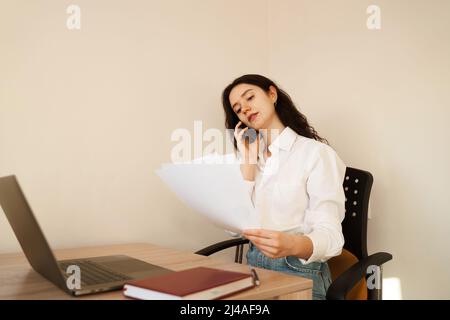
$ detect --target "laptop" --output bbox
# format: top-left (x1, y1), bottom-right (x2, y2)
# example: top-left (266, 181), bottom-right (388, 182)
top-left (0, 175), bottom-right (173, 296)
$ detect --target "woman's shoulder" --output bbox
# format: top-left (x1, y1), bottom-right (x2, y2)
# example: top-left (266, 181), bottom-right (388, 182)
top-left (293, 135), bottom-right (345, 169)
top-left (294, 134), bottom-right (336, 156)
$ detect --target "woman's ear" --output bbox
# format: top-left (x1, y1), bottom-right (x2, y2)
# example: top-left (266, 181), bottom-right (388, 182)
top-left (269, 85), bottom-right (278, 103)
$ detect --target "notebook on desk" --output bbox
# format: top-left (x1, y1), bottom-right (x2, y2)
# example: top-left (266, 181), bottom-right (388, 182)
top-left (123, 267), bottom-right (256, 300)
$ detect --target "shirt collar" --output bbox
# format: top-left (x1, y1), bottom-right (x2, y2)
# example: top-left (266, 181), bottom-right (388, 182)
top-left (268, 126), bottom-right (297, 153)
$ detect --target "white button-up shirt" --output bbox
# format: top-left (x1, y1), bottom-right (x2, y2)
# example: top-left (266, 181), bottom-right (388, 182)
top-left (242, 126), bottom-right (346, 264)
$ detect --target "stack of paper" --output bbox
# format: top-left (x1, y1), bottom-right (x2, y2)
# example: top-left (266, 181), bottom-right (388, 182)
top-left (155, 153), bottom-right (259, 233)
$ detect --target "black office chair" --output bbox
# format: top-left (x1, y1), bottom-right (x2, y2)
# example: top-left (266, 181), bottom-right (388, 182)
top-left (195, 167), bottom-right (393, 300)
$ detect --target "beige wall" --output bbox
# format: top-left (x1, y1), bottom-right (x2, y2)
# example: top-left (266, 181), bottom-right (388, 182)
top-left (1, 0), bottom-right (449, 299)
top-left (0, 0), bottom-right (268, 253)
top-left (268, 0), bottom-right (450, 299)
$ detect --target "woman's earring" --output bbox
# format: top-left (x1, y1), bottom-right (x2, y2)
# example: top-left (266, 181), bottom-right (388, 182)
top-left (274, 100), bottom-right (277, 108)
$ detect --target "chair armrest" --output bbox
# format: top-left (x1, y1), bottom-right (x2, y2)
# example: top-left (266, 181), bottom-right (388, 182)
top-left (326, 252), bottom-right (393, 300)
top-left (195, 238), bottom-right (249, 256)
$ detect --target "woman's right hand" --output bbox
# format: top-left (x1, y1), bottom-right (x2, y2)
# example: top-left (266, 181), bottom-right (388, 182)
top-left (234, 121), bottom-right (259, 181)
top-left (234, 121), bottom-right (259, 165)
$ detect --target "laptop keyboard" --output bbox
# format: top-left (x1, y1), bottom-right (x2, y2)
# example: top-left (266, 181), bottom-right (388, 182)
top-left (59, 260), bottom-right (131, 286)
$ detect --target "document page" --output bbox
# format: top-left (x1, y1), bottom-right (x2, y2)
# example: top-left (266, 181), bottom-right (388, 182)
top-left (155, 153), bottom-right (260, 233)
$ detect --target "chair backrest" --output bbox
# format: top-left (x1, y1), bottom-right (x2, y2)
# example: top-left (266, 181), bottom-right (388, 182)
top-left (341, 167), bottom-right (373, 260)
top-left (327, 167), bottom-right (374, 299)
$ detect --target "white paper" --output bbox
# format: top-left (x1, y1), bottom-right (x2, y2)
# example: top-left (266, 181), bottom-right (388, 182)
top-left (155, 153), bottom-right (260, 233)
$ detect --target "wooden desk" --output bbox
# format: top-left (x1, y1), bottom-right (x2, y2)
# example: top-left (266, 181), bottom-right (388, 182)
top-left (0, 243), bottom-right (312, 300)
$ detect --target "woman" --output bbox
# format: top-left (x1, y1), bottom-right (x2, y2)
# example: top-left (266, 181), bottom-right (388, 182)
top-left (222, 74), bottom-right (346, 300)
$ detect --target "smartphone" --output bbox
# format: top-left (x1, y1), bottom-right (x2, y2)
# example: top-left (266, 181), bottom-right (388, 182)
top-left (238, 123), bottom-right (258, 144)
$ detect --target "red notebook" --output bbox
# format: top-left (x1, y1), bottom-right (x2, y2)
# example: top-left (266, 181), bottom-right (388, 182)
top-left (123, 267), bottom-right (255, 300)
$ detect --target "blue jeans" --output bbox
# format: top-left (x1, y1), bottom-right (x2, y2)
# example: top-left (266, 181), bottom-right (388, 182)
top-left (246, 242), bottom-right (332, 300)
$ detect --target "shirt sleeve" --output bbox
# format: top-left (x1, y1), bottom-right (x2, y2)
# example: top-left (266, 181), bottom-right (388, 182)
top-left (243, 179), bottom-right (255, 203)
top-left (236, 151), bottom-right (256, 204)
top-left (301, 144), bottom-right (346, 264)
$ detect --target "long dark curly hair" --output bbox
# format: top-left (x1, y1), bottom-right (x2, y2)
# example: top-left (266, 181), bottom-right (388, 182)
top-left (222, 74), bottom-right (328, 150)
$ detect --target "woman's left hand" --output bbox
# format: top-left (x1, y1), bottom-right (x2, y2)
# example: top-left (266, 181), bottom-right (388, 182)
top-left (242, 229), bottom-right (298, 259)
